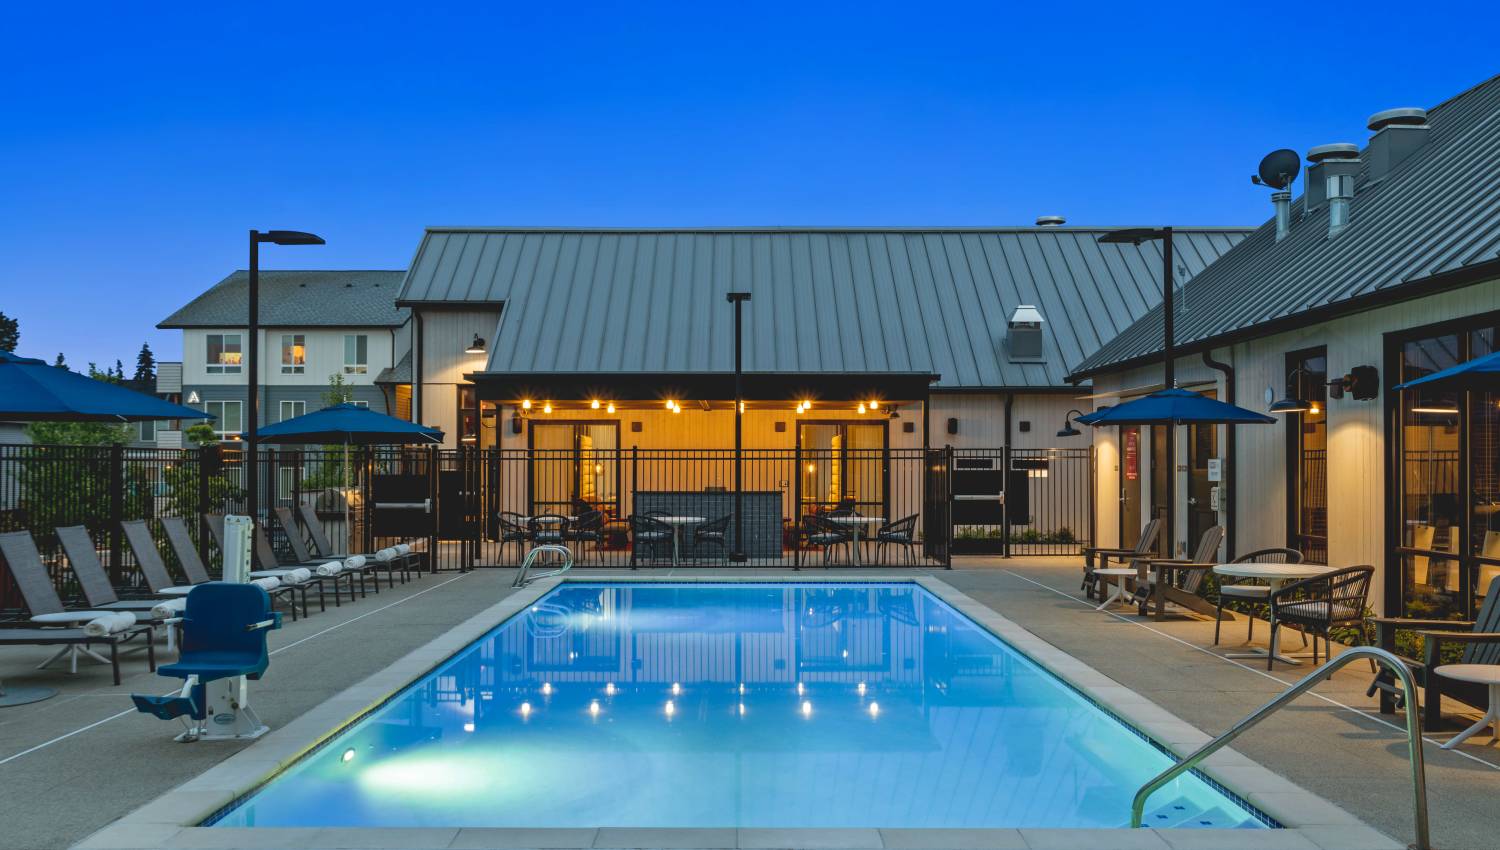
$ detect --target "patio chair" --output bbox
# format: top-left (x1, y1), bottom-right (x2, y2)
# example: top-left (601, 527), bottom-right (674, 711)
top-left (1213, 547), bottom-right (1303, 645)
top-left (1370, 573), bottom-right (1500, 728)
top-left (204, 514), bottom-right (329, 613)
top-left (1132, 525), bottom-right (1224, 621)
top-left (0, 531), bottom-right (156, 685)
top-left (275, 507), bottom-right (378, 597)
top-left (691, 515), bottom-right (732, 565)
top-left (498, 511), bottom-right (531, 561)
top-left (628, 514), bottom-right (672, 568)
top-left (1267, 564), bottom-right (1374, 670)
top-left (131, 519), bottom-right (306, 621)
top-left (296, 503), bottom-right (424, 577)
top-left (800, 514), bottom-right (854, 567)
top-left (874, 515), bottom-right (919, 565)
top-left (1081, 518), bottom-right (1161, 600)
top-left (529, 514), bottom-right (570, 547)
top-left (58, 525), bottom-right (180, 617)
top-left (160, 517), bottom-right (214, 586)
top-left (566, 509), bottom-right (606, 564)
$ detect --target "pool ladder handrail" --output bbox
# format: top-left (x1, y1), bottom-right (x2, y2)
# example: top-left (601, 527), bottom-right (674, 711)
top-left (1130, 646), bottom-right (1429, 850)
top-left (512, 544), bottom-right (574, 587)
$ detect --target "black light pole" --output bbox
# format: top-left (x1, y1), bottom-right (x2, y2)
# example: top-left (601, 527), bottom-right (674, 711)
top-left (727, 291), bottom-right (751, 563)
top-left (245, 230), bottom-right (324, 522)
top-left (1100, 227), bottom-right (1175, 554)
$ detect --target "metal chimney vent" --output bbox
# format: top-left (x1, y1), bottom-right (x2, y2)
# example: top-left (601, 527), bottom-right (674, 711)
top-left (1366, 107), bottom-right (1430, 182)
top-left (1304, 144), bottom-right (1360, 235)
top-left (1035, 216), bottom-right (1066, 227)
top-left (1007, 305), bottom-right (1046, 362)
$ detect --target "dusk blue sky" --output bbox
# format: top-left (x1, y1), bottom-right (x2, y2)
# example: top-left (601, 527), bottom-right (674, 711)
top-left (2, 2), bottom-right (1496, 370)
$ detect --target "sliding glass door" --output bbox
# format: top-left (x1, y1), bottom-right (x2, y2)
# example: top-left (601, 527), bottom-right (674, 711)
top-left (799, 422), bottom-right (887, 515)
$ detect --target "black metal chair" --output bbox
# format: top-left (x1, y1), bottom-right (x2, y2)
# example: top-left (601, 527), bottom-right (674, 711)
top-left (1267, 565), bottom-right (1374, 670)
top-left (565, 510), bottom-right (605, 564)
top-left (1214, 547), bottom-right (1302, 645)
top-left (874, 514), bottom-right (918, 565)
top-left (1081, 518), bottom-right (1161, 600)
top-left (1370, 574), bottom-right (1500, 727)
top-left (629, 514), bottom-right (673, 568)
top-left (692, 515), bottom-right (732, 565)
top-left (826, 498), bottom-right (859, 517)
top-left (528, 514), bottom-right (570, 547)
top-left (498, 512), bottom-right (531, 560)
top-left (801, 514), bottom-right (854, 567)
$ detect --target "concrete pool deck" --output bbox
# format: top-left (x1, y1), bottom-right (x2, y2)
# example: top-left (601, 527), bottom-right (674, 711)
top-left (1, 560), bottom-right (1494, 849)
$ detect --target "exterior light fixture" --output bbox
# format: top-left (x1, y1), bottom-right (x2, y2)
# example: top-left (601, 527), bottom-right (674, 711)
top-left (606, 402), bottom-right (615, 414)
top-left (869, 400), bottom-right (879, 410)
top-left (665, 399), bottom-right (674, 410)
top-left (1271, 367), bottom-right (1320, 414)
top-left (521, 399), bottom-right (532, 410)
top-left (591, 399), bottom-right (601, 409)
top-left (857, 402), bottom-right (867, 414)
top-left (1056, 409), bottom-right (1086, 438)
top-left (465, 335), bottom-right (486, 355)
top-left (542, 402), bottom-right (552, 414)
top-left (1411, 405), bottom-right (1460, 415)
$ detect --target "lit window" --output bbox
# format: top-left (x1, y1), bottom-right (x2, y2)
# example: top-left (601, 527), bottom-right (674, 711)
top-left (204, 400), bottom-right (243, 436)
top-left (343, 335), bottom-right (368, 375)
top-left (279, 400), bottom-right (305, 422)
top-left (280, 334), bottom-right (306, 374)
top-left (206, 334), bottom-right (242, 374)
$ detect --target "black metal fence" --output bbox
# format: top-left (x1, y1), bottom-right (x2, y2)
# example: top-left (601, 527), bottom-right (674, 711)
top-left (2, 443), bottom-right (1096, 602)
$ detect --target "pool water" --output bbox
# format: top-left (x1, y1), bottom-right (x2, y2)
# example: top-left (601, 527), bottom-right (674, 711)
top-left (212, 582), bottom-right (1270, 829)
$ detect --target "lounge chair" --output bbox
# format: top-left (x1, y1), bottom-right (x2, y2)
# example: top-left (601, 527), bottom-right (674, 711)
top-left (0, 531), bottom-right (156, 684)
top-left (296, 503), bottom-right (423, 578)
top-left (58, 525), bottom-right (179, 618)
top-left (156, 517), bottom-right (309, 621)
top-left (1371, 574), bottom-right (1500, 728)
top-left (1081, 518), bottom-right (1161, 600)
top-left (274, 507), bottom-right (379, 597)
top-left (1132, 525), bottom-right (1225, 621)
top-left (1267, 564), bottom-right (1373, 670)
top-left (1213, 547), bottom-right (1303, 645)
top-left (119, 520), bottom-right (201, 597)
top-left (204, 514), bottom-right (333, 612)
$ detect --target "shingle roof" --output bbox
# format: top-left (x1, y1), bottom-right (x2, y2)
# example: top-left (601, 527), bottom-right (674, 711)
top-left (159, 270), bottom-right (409, 328)
top-left (374, 350), bottom-right (412, 384)
top-left (1071, 74), bottom-right (1500, 380)
top-left (398, 227), bottom-right (1249, 389)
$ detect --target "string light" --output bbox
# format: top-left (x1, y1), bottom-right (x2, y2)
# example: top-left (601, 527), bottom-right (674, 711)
top-left (542, 402), bottom-right (552, 414)
top-left (857, 402), bottom-right (867, 414)
top-left (521, 399), bottom-right (532, 410)
top-left (606, 402), bottom-right (616, 414)
top-left (591, 399), bottom-right (601, 409)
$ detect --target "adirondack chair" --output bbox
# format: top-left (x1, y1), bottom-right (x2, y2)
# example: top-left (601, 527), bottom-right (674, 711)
top-left (1370, 574), bottom-right (1500, 729)
top-left (1081, 518), bottom-right (1161, 600)
top-left (1133, 525), bottom-right (1225, 621)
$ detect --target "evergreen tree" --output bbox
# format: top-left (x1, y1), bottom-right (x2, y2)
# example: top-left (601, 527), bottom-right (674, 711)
top-left (133, 342), bottom-right (157, 384)
top-left (0, 311), bottom-right (17, 352)
top-left (114, 359), bottom-right (125, 380)
top-left (53, 352), bottom-right (66, 368)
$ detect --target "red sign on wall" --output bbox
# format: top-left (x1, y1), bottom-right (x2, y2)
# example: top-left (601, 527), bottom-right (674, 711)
top-left (1124, 429), bottom-right (1139, 481)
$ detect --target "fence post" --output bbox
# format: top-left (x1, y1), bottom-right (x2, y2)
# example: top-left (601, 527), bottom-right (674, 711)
top-left (196, 445), bottom-right (213, 565)
top-left (108, 443), bottom-right (124, 583)
top-left (1001, 444), bottom-right (1011, 559)
top-left (793, 442), bottom-right (802, 569)
top-left (944, 446), bottom-right (954, 569)
top-left (427, 444), bottom-right (439, 573)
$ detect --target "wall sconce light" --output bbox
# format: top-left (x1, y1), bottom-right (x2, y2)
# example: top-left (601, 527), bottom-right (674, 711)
top-left (1056, 409), bottom-right (1085, 438)
top-left (465, 335), bottom-right (486, 355)
top-left (511, 415), bottom-right (524, 435)
top-left (1270, 367), bottom-right (1316, 414)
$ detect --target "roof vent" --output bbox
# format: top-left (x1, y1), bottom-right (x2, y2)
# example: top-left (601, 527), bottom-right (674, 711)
top-left (1007, 305), bottom-right (1046, 362)
top-left (1304, 144), bottom-right (1360, 236)
top-left (1035, 216), bottom-right (1066, 227)
top-left (1365, 107), bottom-right (1430, 183)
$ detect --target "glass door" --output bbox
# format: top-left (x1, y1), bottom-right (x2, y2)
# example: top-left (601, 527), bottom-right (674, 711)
top-left (529, 422), bottom-right (620, 519)
top-left (1286, 350), bottom-right (1329, 563)
top-left (799, 422), bottom-right (887, 515)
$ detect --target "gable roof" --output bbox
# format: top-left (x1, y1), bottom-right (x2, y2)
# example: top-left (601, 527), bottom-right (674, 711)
top-left (398, 227), bottom-right (1249, 389)
top-left (1071, 74), bottom-right (1500, 381)
top-left (159, 270), bottom-right (409, 329)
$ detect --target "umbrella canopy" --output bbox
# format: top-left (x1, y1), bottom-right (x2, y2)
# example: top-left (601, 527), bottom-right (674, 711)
top-left (1084, 388), bottom-right (1275, 426)
top-left (1074, 405), bottom-right (1112, 425)
top-left (0, 350), bottom-right (212, 422)
top-left (256, 403), bottom-right (443, 445)
top-left (1394, 350), bottom-right (1500, 391)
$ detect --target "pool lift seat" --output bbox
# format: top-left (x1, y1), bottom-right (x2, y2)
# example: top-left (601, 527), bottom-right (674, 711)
top-left (131, 582), bottom-right (282, 742)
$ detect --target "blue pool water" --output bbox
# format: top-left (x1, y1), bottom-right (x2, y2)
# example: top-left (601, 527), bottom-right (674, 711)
top-left (212, 583), bottom-right (1270, 829)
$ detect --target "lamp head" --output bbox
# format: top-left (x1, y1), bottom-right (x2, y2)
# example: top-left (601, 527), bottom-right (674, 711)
top-left (1269, 397), bottom-right (1312, 414)
top-left (1098, 227), bottom-right (1165, 245)
top-left (258, 230), bottom-right (325, 246)
top-left (465, 335), bottom-right (486, 355)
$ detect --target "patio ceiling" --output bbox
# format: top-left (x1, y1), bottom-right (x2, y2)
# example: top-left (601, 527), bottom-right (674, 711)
top-left (466, 370), bottom-right (939, 406)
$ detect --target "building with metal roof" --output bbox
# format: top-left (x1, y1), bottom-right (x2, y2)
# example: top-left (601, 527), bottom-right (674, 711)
top-left (161, 270), bottom-right (409, 329)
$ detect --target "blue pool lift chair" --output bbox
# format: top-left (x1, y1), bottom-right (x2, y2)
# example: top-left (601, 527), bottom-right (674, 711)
top-left (131, 582), bottom-right (281, 742)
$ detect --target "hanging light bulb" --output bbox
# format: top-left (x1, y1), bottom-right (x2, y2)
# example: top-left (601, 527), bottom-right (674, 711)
top-left (857, 402), bottom-right (866, 414)
top-left (607, 402), bottom-right (616, 414)
top-left (591, 399), bottom-right (601, 409)
top-left (869, 400), bottom-right (879, 410)
top-left (543, 402), bottom-right (552, 414)
top-left (665, 399), bottom-right (674, 410)
top-left (521, 399), bottom-right (532, 410)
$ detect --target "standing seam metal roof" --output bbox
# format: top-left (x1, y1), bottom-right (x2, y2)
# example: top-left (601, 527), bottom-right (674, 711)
top-left (1072, 74), bottom-right (1500, 379)
top-left (397, 227), bottom-right (1249, 389)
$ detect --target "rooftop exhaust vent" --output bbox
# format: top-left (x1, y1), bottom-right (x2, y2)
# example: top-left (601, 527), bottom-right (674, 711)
top-left (1035, 216), bottom-right (1066, 227)
top-left (1007, 305), bottom-right (1045, 362)
top-left (1366, 107), bottom-right (1430, 182)
top-left (1303, 144), bottom-right (1360, 236)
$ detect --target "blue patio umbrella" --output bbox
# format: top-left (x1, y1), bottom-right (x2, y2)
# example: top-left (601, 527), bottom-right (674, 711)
top-left (1084, 388), bottom-right (1275, 426)
top-left (1394, 350), bottom-right (1500, 391)
top-left (1074, 405), bottom-right (1112, 425)
top-left (257, 404), bottom-right (443, 551)
top-left (0, 350), bottom-right (212, 422)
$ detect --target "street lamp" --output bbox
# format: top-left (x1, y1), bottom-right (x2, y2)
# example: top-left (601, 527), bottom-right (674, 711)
top-left (727, 291), bottom-right (751, 562)
top-left (246, 229), bottom-right (324, 523)
top-left (1099, 227), bottom-right (1176, 553)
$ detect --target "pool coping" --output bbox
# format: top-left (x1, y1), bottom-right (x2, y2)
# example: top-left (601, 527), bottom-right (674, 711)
top-left (75, 574), bottom-right (1400, 850)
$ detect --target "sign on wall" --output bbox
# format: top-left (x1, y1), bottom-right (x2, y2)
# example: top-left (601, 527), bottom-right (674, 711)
top-left (1124, 429), bottom-right (1139, 481)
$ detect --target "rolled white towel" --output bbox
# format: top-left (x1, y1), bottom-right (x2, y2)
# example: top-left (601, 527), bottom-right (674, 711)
top-left (282, 567), bottom-right (312, 585)
top-left (315, 561), bottom-right (344, 576)
top-left (395, 543), bottom-right (412, 555)
top-left (150, 598), bottom-right (187, 620)
top-left (374, 549), bottom-right (395, 563)
top-left (83, 611), bottom-right (137, 637)
top-left (251, 576), bottom-right (281, 592)
top-left (344, 554), bottom-right (367, 569)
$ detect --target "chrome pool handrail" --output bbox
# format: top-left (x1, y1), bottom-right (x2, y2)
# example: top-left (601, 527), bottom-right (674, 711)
top-left (1129, 646), bottom-right (1429, 850)
top-left (512, 544), bottom-right (574, 587)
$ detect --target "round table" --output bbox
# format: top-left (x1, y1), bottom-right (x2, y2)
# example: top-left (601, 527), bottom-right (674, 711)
top-left (1212, 563), bottom-right (1334, 665)
top-left (825, 515), bottom-right (885, 565)
top-left (1435, 664), bottom-right (1500, 748)
top-left (654, 516), bottom-right (706, 566)
top-left (1093, 567), bottom-right (1139, 611)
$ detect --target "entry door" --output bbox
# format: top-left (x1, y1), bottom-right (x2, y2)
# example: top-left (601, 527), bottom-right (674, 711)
top-left (1120, 427), bottom-right (1143, 546)
top-left (799, 422), bottom-right (887, 514)
top-left (1188, 392), bottom-right (1220, 550)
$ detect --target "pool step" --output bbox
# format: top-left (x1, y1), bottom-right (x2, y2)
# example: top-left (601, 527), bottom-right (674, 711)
top-left (1140, 797), bottom-right (1249, 829)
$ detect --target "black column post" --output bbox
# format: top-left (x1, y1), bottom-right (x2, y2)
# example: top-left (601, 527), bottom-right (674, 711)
top-left (1161, 227), bottom-right (1176, 556)
top-left (727, 292), bottom-right (751, 563)
top-left (246, 231), bottom-right (260, 523)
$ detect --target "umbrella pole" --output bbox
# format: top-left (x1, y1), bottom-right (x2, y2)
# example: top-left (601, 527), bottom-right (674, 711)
top-left (344, 441), bottom-right (351, 556)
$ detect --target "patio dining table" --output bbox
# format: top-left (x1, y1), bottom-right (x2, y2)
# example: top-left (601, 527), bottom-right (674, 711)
top-left (825, 515), bottom-right (885, 566)
top-left (653, 515), bottom-right (705, 566)
top-left (1212, 562), bottom-right (1335, 665)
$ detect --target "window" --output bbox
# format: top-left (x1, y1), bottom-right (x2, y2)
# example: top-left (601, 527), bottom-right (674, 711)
top-left (279, 400), bottom-right (305, 422)
top-left (139, 420), bottom-right (156, 442)
top-left (343, 334), bottom-right (368, 374)
top-left (204, 400), bottom-right (243, 436)
top-left (280, 334), bottom-right (306, 374)
top-left (350, 400), bottom-right (368, 408)
top-left (1286, 349), bottom-right (1328, 564)
top-left (206, 334), bottom-right (242, 374)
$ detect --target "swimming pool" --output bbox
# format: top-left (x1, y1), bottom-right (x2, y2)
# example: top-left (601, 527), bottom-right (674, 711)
top-left (211, 582), bottom-right (1271, 830)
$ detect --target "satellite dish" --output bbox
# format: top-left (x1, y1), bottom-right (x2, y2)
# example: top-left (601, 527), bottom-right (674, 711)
top-left (1251, 149), bottom-right (1301, 190)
